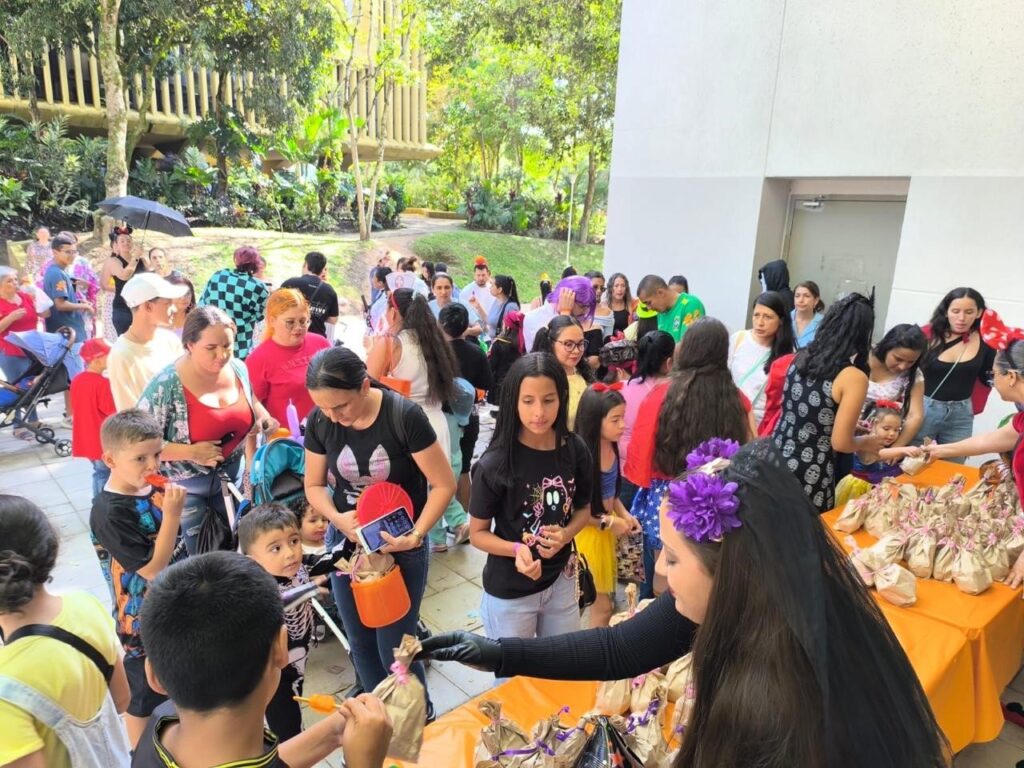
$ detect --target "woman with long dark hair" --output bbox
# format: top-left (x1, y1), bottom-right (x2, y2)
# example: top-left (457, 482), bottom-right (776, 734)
top-left (471, 273), bottom-right (520, 339)
top-left (468, 353), bottom-right (592, 640)
top-left (304, 346), bottom-right (455, 708)
top-left (487, 310), bottom-right (526, 407)
top-left (367, 287), bottom-right (459, 463)
top-left (605, 272), bottom-right (634, 335)
top-left (770, 293), bottom-right (881, 512)
top-left (728, 291), bottom-right (794, 428)
top-left (867, 323), bottom-right (928, 443)
top-left (915, 287), bottom-right (996, 455)
top-left (101, 224), bottom-right (150, 337)
top-left (624, 317), bottom-right (751, 597)
top-left (532, 315), bottom-right (592, 428)
top-left (419, 440), bottom-right (950, 768)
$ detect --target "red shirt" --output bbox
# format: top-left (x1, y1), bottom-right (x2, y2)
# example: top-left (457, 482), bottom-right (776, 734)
top-left (758, 353), bottom-right (797, 438)
top-left (244, 333), bottom-right (331, 425)
top-left (623, 380), bottom-right (751, 487)
top-left (184, 380), bottom-right (254, 457)
top-left (0, 291), bottom-right (39, 356)
top-left (69, 371), bottom-right (116, 460)
top-left (1014, 412), bottom-right (1024, 505)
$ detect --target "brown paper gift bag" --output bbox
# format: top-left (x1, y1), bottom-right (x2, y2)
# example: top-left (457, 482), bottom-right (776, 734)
top-left (982, 541), bottom-right (1010, 582)
top-left (551, 714), bottom-right (588, 768)
top-left (629, 669), bottom-right (666, 714)
top-left (609, 583), bottom-right (639, 628)
top-left (663, 652), bottom-right (694, 704)
top-left (953, 547), bottom-right (993, 595)
top-left (874, 563), bottom-right (917, 607)
top-left (371, 634), bottom-right (427, 761)
top-left (905, 531), bottom-right (937, 579)
top-left (626, 693), bottom-right (670, 766)
top-left (594, 677), bottom-right (632, 716)
top-left (833, 496), bottom-right (869, 533)
top-left (855, 533), bottom-right (905, 573)
top-left (474, 699), bottom-right (530, 767)
top-left (932, 541), bottom-right (955, 582)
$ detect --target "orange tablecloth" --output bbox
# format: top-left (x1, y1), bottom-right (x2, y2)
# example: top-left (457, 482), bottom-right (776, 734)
top-left (822, 460), bottom-right (1024, 747)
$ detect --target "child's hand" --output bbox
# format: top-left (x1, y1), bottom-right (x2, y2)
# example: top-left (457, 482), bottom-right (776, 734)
top-left (515, 544), bottom-right (542, 581)
top-left (162, 483), bottom-right (186, 518)
top-left (610, 516), bottom-right (640, 537)
top-left (536, 525), bottom-right (569, 559)
top-left (312, 574), bottom-right (331, 597)
top-left (339, 695), bottom-right (392, 768)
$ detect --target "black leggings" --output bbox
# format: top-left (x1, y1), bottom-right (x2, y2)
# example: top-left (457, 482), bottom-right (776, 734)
top-left (459, 412), bottom-right (480, 474)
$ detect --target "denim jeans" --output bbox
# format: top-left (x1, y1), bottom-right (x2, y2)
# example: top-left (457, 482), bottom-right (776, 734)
top-left (480, 571), bottom-right (580, 641)
top-left (90, 459), bottom-right (111, 501)
top-left (914, 397), bottom-right (974, 463)
top-left (0, 352), bottom-right (39, 422)
top-left (327, 526), bottom-right (431, 693)
top-left (640, 542), bottom-right (661, 601)
top-left (176, 454), bottom-right (243, 556)
top-left (430, 412), bottom-right (468, 545)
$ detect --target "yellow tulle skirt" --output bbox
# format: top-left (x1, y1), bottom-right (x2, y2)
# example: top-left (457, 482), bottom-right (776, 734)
top-left (835, 475), bottom-right (873, 507)
top-left (575, 525), bottom-right (617, 595)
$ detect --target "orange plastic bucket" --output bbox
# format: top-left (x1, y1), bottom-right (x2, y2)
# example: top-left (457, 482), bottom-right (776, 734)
top-left (351, 565), bottom-right (411, 628)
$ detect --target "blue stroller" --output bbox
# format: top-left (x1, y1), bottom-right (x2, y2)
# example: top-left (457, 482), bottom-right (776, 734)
top-left (0, 328), bottom-right (80, 456)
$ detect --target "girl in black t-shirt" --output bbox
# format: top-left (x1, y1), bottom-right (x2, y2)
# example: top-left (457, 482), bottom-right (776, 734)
top-left (303, 347), bottom-right (456, 700)
top-left (469, 353), bottom-right (593, 641)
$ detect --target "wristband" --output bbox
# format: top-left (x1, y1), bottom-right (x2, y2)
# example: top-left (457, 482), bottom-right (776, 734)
top-left (409, 529), bottom-right (424, 543)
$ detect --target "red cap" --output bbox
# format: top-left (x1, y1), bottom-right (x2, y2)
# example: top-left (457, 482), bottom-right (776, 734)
top-left (81, 338), bottom-right (111, 363)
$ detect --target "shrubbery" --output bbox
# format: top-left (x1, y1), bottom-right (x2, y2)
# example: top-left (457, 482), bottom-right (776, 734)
top-left (0, 114), bottom-right (406, 236)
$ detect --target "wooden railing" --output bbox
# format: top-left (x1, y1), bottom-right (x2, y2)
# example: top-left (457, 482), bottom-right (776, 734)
top-left (0, 35), bottom-right (435, 160)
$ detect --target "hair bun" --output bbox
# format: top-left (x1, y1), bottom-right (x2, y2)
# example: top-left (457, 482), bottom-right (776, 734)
top-left (0, 551), bottom-right (37, 611)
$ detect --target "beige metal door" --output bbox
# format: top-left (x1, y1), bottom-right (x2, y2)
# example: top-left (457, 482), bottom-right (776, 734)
top-left (785, 199), bottom-right (906, 340)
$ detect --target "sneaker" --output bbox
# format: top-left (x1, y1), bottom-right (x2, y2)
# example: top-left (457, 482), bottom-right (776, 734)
top-left (60, 414), bottom-right (73, 429)
top-left (451, 523), bottom-right (471, 546)
top-left (12, 427), bottom-right (34, 441)
top-left (430, 541), bottom-right (449, 554)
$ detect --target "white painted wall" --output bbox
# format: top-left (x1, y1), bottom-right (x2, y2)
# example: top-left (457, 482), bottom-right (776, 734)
top-left (605, 0), bottom-right (1024, 447)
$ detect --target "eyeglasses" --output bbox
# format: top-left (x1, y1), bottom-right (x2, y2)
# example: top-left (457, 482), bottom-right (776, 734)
top-left (987, 369), bottom-right (1021, 386)
top-left (282, 318), bottom-right (311, 329)
top-left (555, 339), bottom-right (586, 353)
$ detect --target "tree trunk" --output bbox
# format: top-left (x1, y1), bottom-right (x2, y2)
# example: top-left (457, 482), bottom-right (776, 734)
top-left (577, 148), bottom-right (597, 244)
top-left (98, 0), bottom-right (128, 198)
top-left (126, 66), bottom-right (154, 163)
top-left (347, 99), bottom-right (369, 240)
top-left (364, 77), bottom-right (394, 232)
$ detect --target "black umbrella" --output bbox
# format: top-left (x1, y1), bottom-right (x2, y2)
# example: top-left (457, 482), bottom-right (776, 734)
top-left (96, 195), bottom-right (193, 238)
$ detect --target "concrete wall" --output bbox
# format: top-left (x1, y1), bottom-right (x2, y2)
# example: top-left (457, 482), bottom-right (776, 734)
top-left (605, 0), bottom-right (1024, 434)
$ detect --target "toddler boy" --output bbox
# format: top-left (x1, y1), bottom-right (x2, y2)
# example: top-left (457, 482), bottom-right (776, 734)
top-left (69, 337), bottom-right (116, 499)
top-left (90, 408), bottom-right (187, 748)
top-left (239, 503), bottom-right (320, 741)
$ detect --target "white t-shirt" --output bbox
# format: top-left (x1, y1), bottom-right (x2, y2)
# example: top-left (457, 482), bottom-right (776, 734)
top-left (107, 328), bottom-right (183, 410)
top-left (461, 281), bottom-right (495, 316)
top-left (728, 330), bottom-right (772, 427)
top-left (522, 303), bottom-right (556, 353)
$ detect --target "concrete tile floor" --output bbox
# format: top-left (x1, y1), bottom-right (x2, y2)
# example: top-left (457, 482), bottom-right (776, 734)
top-left (3, 397), bottom-right (1023, 767)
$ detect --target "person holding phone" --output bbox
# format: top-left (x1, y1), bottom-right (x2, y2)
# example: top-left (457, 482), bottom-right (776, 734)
top-left (303, 346), bottom-right (455, 710)
top-left (138, 307), bottom-right (279, 555)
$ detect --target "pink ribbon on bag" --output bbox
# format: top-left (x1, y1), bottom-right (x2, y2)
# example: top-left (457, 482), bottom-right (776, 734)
top-left (389, 660), bottom-right (409, 685)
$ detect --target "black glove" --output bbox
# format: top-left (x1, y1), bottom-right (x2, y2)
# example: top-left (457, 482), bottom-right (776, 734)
top-left (414, 631), bottom-right (502, 673)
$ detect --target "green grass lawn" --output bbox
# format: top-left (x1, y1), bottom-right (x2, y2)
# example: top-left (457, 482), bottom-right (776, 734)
top-left (411, 230), bottom-right (604, 302)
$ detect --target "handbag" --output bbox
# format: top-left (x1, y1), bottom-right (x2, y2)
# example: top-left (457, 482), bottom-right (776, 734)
top-left (379, 334), bottom-right (413, 397)
top-left (573, 546), bottom-right (597, 611)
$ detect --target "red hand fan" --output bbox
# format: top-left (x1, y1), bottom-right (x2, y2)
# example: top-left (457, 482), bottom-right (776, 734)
top-left (356, 481), bottom-right (414, 525)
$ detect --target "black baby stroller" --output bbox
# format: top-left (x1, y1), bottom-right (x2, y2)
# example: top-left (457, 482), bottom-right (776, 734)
top-left (0, 328), bottom-right (78, 456)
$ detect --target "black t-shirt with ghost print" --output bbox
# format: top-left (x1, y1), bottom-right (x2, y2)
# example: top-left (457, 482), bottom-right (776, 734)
top-left (305, 390), bottom-right (436, 527)
top-left (470, 433), bottom-right (592, 599)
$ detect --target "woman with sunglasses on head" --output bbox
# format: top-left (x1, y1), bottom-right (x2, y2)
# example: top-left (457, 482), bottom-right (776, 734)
top-left (922, 310), bottom-right (1024, 585)
top-left (245, 288), bottom-right (331, 429)
top-left (419, 439), bottom-right (949, 768)
top-left (532, 315), bottom-right (592, 429)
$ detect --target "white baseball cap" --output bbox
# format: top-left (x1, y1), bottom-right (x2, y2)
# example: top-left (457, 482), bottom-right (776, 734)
top-left (122, 272), bottom-right (188, 308)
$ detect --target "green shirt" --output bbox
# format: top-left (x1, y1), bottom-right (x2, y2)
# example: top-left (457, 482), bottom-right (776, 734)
top-left (658, 292), bottom-right (706, 342)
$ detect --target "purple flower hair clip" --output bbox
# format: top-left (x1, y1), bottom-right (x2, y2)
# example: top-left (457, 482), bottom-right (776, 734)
top-left (666, 438), bottom-right (742, 543)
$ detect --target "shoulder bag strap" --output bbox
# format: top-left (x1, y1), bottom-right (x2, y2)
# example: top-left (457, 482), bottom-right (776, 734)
top-left (926, 341), bottom-right (968, 400)
top-left (4, 624), bottom-right (114, 683)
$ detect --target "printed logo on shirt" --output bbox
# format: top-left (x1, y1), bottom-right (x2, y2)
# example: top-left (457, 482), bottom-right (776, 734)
top-left (336, 444), bottom-right (391, 507)
top-left (521, 475), bottom-right (574, 543)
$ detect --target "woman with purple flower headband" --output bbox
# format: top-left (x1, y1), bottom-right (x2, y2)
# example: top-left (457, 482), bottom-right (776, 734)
top-left (419, 439), bottom-right (949, 768)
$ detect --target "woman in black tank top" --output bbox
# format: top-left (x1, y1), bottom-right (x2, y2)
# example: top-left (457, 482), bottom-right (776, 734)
top-left (100, 226), bottom-right (148, 336)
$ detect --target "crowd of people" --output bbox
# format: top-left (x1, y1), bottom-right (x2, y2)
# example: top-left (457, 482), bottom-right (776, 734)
top-left (1, 229), bottom-right (1022, 768)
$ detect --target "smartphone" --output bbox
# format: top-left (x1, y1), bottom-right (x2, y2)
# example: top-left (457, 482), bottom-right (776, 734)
top-left (355, 507), bottom-right (415, 553)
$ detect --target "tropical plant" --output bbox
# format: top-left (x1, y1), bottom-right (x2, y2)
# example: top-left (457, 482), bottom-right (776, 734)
top-left (0, 177), bottom-right (34, 222)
